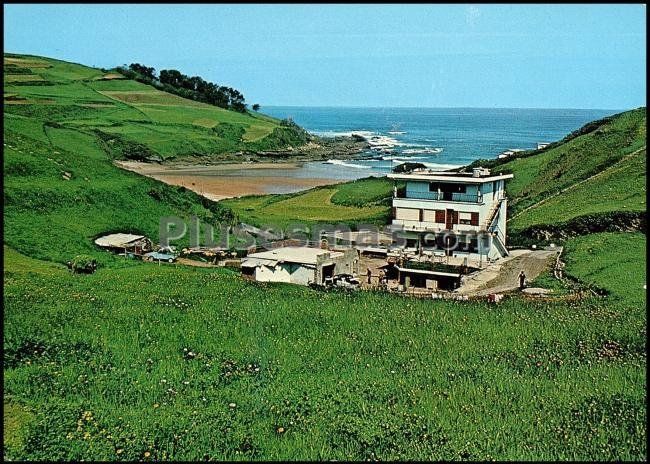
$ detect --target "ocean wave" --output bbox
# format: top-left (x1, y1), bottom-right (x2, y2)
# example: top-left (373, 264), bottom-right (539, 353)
top-left (380, 156), bottom-right (428, 161)
top-left (312, 130), bottom-right (376, 138)
top-left (367, 135), bottom-right (400, 149)
top-left (401, 147), bottom-right (443, 155)
top-left (387, 130), bottom-right (406, 135)
top-left (325, 159), bottom-right (372, 169)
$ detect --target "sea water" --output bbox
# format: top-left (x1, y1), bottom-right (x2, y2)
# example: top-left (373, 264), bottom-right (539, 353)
top-left (260, 106), bottom-right (619, 182)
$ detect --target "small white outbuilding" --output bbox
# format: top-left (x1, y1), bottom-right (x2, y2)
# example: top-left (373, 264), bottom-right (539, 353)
top-left (241, 246), bottom-right (358, 286)
top-left (94, 233), bottom-right (152, 254)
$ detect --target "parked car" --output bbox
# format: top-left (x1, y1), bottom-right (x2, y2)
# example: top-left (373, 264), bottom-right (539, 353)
top-left (331, 274), bottom-right (360, 289)
top-left (144, 251), bottom-right (177, 263)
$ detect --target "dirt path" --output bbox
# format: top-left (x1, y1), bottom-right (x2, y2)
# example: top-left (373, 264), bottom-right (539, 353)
top-left (456, 249), bottom-right (560, 295)
top-left (175, 257), bottom-right (217, 268)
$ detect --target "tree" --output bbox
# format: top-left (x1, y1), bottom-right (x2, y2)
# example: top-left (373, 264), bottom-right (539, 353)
top-left (120, 63), bottom-right (249, 113)
top-left (159, 69), bottom-right (183, 87)
top-left (128, 63), bottom-right (155, 80)
top-left (252, 104), bottom-right (260, 111)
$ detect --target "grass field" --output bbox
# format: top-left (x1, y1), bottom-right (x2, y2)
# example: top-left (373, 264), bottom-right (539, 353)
top-left (2, 53), bottom-right (305, 161)
top-left (221, 177), bottom-right (394, 229)
top-left (561, 232), bottom-right (646, 305)
top-left (3, 231), bottom-right (646, 460)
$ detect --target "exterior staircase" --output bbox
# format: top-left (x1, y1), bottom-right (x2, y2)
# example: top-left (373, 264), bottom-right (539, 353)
top-left (485, 196), bottom-right (509, 257)
top-left (481, 196), bottom-right (505, 231)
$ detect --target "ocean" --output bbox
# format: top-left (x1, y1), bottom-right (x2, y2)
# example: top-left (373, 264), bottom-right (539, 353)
top-left (259, 107), bottom-right (620, 183)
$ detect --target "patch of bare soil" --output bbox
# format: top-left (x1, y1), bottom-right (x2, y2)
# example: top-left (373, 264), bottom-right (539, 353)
top-left (468, 250), bottom-right (559, 296)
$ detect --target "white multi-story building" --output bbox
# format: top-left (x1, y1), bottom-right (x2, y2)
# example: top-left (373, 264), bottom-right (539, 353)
top-left (388, 167), bottom-right (514, 261)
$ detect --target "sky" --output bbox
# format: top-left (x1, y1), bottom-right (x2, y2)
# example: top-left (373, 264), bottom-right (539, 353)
top-left (3, 4), bottom-right (646, 109)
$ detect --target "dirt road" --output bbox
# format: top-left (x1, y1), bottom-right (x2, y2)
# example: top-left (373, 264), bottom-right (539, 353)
top-left (456, 249), bottom-right (560, 295)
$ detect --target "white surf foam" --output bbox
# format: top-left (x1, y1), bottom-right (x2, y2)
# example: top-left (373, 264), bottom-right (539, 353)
top-left (325, 159), bottom-right (372, 169)
top-left (380, 155), bottom-right (428, 161)
top-left (313, 130), bottom-right (376, 138)
top-left (401, 147), bottom-right (443, 155)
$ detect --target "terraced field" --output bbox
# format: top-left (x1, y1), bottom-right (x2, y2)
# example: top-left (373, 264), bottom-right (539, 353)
top-left (3, 54), bottom-right (299, 160)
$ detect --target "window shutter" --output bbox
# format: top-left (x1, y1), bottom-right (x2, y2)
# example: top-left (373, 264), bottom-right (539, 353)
top-left (470, 212), bottom-right (479, 226)
top-left (435, 210), bottom-right (445, 223)
top-left (453, 211), bottom-right (460, 224)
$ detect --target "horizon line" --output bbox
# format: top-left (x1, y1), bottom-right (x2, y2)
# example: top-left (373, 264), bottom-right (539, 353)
top-left (261, 105), bottom-right (632, 112)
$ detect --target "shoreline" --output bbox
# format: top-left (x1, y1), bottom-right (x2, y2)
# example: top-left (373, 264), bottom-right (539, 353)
top-left (112, 135), bottom-right (379, 201)
top-left (115, 160), bottom-right (353, 201)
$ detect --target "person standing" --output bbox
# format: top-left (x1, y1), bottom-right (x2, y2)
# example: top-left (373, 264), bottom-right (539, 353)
top-left (518, 270), bottom-right (527, 290)
top-left (367, 267), bottom-right (372, 285)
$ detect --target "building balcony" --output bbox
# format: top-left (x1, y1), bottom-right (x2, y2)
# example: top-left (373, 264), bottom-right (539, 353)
top-left (396, 190), bottom-right (485, 204)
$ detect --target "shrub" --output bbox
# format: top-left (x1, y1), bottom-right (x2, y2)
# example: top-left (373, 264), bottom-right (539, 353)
top-left (67, 255), bottom-right (98, 274)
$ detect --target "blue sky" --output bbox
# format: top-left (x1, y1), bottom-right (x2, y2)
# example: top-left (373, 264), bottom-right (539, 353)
top-left (3, 4), bottom-right (646, 109)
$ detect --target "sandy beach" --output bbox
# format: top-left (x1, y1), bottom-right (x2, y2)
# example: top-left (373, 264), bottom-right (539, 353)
top-left (115, 160), bottom-right (347, 201)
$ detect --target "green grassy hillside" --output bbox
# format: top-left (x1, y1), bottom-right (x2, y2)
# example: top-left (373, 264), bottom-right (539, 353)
top-left (491, 108), bottom-right (645, 214)
top-left (561, 232), bottom-right (646, 305)
top-left (3, 54), bottom-right (307, 161)
top-left (490, 108), bottom-right (646, 233)
top-left (3, 54), bottom-right (249, 265)
top-left (3, 54), bottom-right (646, 460)
top-left (3, 232), bottom-right (645, 461)
top-left (509, 147), bottom-right (646, 231)
top-left (3, 113), bottom-right (236, 265)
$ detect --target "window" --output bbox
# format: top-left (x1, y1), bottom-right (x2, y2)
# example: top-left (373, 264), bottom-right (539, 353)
top-left (395, 208), bottom-right (420, 221)
top-left (459, 212), bottom-right (473, 225)
top-left (422, 209), bottom-right (437, 223)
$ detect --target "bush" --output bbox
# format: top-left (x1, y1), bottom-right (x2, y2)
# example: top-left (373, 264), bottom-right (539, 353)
top-left (67, 255), bottom-right (98, 274)
top-left (212, 123), bottom-right (245, 142)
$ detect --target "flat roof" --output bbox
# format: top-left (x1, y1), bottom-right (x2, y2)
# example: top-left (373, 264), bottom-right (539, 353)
top-left (358, 246), bottom-right (389, 254)
top-left (396, 266), bottom-right (461, 278)
top-left (388, 171), bottom-right (513, 183)
top-left (243, 246), bottom-right (343, 265)
top-left (95, 233), bottom-right (146, 248)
